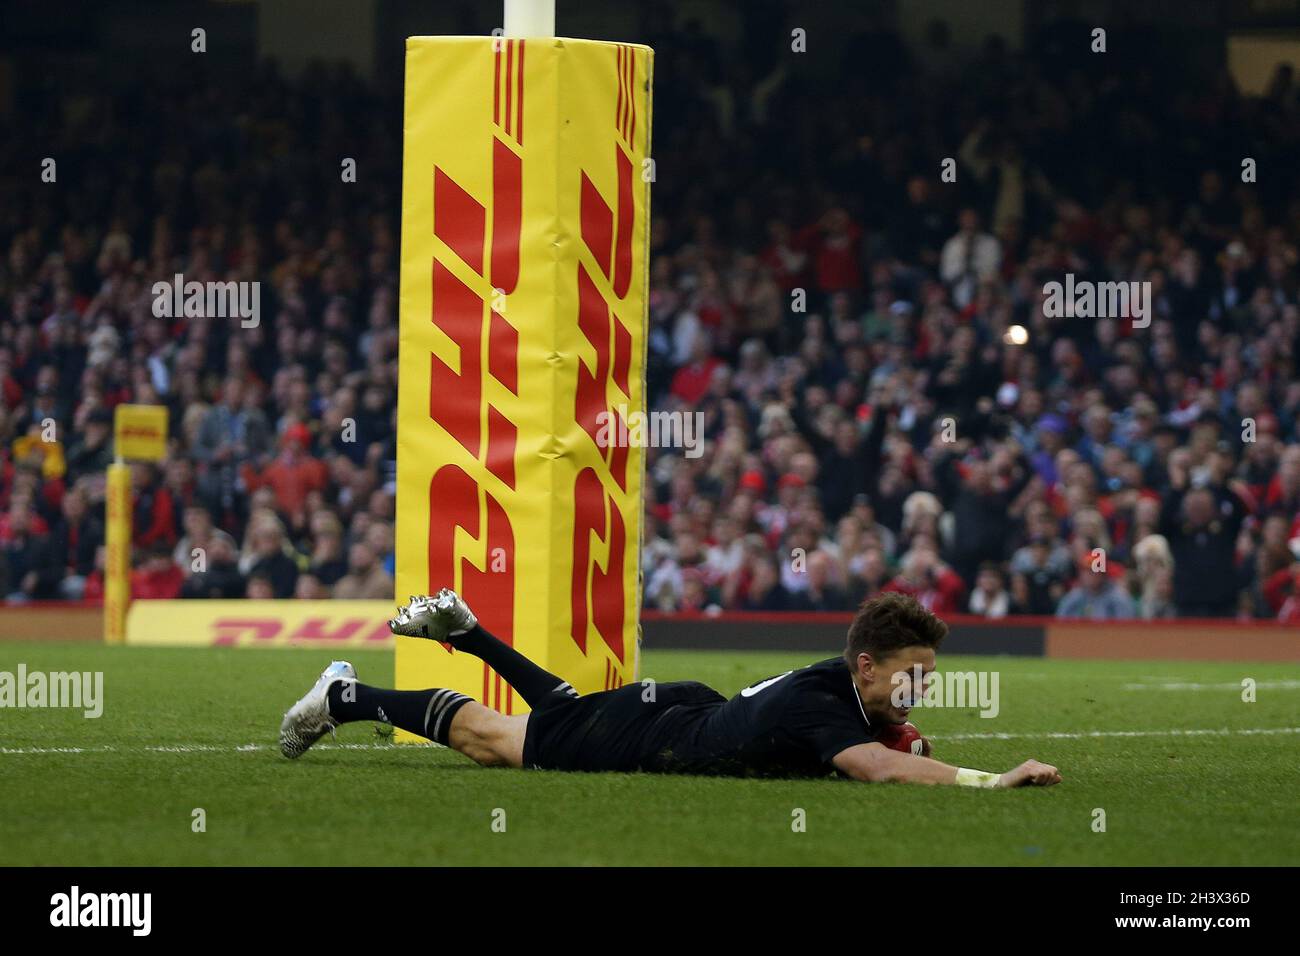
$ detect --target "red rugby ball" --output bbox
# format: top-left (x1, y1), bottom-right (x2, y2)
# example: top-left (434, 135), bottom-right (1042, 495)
top-left (877, 721), bottom-right (930, 757)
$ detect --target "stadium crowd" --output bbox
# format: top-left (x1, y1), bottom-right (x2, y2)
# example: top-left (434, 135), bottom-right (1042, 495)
top-left (4, 20), bottom-right (1300, 621)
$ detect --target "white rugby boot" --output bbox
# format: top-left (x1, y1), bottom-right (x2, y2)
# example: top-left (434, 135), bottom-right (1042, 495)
top-left (388, 589), bottom-right (479, 647)
top-left (278, 660), bottom-right (356, 759)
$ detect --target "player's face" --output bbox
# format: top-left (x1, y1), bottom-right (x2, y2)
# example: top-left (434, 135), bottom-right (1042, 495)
top-left (862, 645), bottom-right (937, 724)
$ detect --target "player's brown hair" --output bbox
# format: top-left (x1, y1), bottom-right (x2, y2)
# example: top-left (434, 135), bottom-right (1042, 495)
top-left (843, 592), bottom-right (947, 668)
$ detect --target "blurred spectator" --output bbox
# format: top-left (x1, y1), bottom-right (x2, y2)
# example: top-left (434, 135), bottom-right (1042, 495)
top-left (884, 545), bottom-right (966, 614)
top-left (1056, 558), bottom-right (1139, 620)
top-left (173, 504), bottom-right (236, 574)
top-left (333, 542), bottom-right (394, 600)
top-left (50, 485), bottom-right (103, 599)
top-left (194, 377), bottom-right (273, 518)
top-left (131, 544), bottom-right (183, 599)
top-left (239, 516), bottom-right (299, 599)
top-left (246, 573), bottom-right (277, 600)
top-left (181, 537), bottom-right (244, 599)
top-left (294, 573), bottom-right (329, 600)
top-left (845, 545), bottom-right (890, 606)
top-left (969, 562), bottom-right (1010, 618)
top-left (242, 424), bottom-right (328, 531)
top-left (1160, 462), bottom-right (1247, 617)
top-left (935, 442), bottom-right (1033, 583)
top-left (739, 555), bottom-right (793, 611)
top-left (794, 549), bottom-right (849, 611)
top-left (1131, 534), bottom-right (1176, 620)
top-left (1009, 533), bottom-right (1072, 615)
top-left (1275, 557), bottom-right (1300, 624)
top-left (64, 410), bottom-right (114, 484)
top-left (939, 209), bottom-right (1001, 309)
top-left (132, 463), bottom-right (178, 550)
top-left (798, 208), bottom-right (864, 293)
top-left (0, 500), bottom-right (60, 600)
top-left (305, 511), bottom-right (348, 585)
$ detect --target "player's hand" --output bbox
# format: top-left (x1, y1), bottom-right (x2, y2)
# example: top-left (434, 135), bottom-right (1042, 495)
top-left (997, 759), bottom-right (1061, 788)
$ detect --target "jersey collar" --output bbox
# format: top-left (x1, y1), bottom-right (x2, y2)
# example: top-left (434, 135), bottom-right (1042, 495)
top-left (850, 676), bottom-right (873, 729)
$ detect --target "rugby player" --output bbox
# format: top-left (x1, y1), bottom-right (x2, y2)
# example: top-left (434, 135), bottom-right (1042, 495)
top-left (279, 589), bottom-right (1061, 787)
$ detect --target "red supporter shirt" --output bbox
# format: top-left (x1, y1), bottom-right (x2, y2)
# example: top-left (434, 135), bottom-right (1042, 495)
top-left (243, 455), bottom-right (329, 517)
top-left (131, 564), bottom-right (184, 599)
top-left (670, 357), bottom-right (722, 405)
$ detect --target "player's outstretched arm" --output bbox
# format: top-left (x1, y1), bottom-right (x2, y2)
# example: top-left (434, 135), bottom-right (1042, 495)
top-left (832, 743), bottom-right (1061, 788)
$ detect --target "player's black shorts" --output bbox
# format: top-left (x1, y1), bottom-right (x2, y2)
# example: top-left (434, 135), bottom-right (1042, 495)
top-left (522, 680), bottom-right (726, 772)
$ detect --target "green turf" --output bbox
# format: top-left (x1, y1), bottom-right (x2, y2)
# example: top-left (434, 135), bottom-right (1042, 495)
top-left (1, 641), bottom-right (1298, 865)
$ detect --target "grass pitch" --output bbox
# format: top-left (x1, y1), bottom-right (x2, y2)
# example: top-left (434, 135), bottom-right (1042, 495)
top-left (1, 641), bottom-right (1298, 866)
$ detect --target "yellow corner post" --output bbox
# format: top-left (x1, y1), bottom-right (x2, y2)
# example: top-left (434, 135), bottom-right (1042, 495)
top-left (104, 404), bottom-right (170, 644)
top-left (104, 462), bottom-right (131, 645)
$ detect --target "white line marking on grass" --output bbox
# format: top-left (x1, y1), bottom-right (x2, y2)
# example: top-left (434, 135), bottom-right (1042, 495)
top-left (935, 726), bottom-right (1300, 742)
top-left (144, 742), bottom-right (441, 753)
top-left (5, 729), bottom-right (1300, 756)
top-left (0, 742), bottom-right (441, 755)
top-left (1124, 680), bottom-right (1300, 691)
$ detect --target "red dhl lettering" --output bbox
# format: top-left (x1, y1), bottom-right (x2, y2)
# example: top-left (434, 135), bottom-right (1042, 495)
top-left (567, 50), bottom-right (641, 664)
top-left (208, 618), bottom-right (394, 646)
top-left (422, 64), bottom-right (526, 711)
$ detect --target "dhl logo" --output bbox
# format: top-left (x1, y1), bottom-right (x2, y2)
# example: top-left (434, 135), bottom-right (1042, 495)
top-left (210, 617), bottom-right (395, 646)
top-left (421, 40), bottom-right (529, 713)
top-left (569, 44), bottom-right (645, 667)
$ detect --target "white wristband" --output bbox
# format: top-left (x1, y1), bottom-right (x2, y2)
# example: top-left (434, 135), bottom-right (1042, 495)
top-left (955, 767), bottom-right (1001, 789)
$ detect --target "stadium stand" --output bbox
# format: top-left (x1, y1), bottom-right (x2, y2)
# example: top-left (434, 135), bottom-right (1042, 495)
top-left (3, 20), bottom-right (1300, 622)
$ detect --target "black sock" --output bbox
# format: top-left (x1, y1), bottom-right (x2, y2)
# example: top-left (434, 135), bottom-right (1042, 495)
top-left (455, 624), bottom-right (575, 708)
top-left (327, 681), bottom-right (471, 745)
